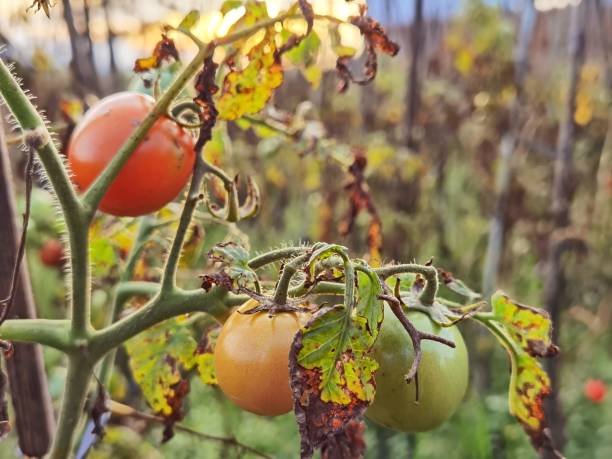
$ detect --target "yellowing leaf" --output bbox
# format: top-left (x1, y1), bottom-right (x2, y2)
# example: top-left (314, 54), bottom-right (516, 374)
top-left (217, 31), bottom-right (283, 120)
top-left (303, 65), bottom-right (322, 88)
top-left (491, 291), bottom-right (559, 358)
top-left (126, 318), bottom-right (197, 415)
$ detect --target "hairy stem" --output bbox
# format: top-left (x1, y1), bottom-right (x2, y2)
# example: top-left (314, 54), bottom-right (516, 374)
top-left (272, 253), bottom-right (311, 305)
top-left (48, 358), bottom-right (93, 459)
top-left (0, 319), bottom-right (72, 352)
top-left (248, 246), bottom-right (308, 269)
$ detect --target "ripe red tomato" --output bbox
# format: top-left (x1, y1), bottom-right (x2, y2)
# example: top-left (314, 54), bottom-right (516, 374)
top-left (67, 92), bottom-right (195, 216)
top-left (40, 239), bottom-right (64, 267)
top-left (584, 379), bottom-right (607, 403)
top-left (214, 300), bottom-right (308, 416)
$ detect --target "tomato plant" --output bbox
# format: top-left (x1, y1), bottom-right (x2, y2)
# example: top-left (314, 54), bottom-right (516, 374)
top-left (366, 307), bottom-right (468, 432)
top-left (214, 299), bottom-right (309, 416)
top-left (68, 92), bottom-right (195, 216)
top-left (0, 2), bottom-right (566, 459)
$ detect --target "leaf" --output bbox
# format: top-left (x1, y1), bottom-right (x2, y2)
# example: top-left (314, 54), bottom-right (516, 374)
top-left (193, 326), bottom-right (220, 385)
top-left (217, 31), bottom-right (283, 120)
top-left (203, 242), bottom-right (258, 291)
top-left (221, 0), bottom-right (244, 15)
top-left (133, 35), bottom-right (179, 73)
top-left (491, 291), bottom-right (559, 358)
top-left (487, 322), bottom-right (563, 458)
top-left (126, 317), bottom-right (197, 416)
top-left (226, 0), bottom-right (269, 36)
top-left (289, 306), bottom-right (377, 458)
top-left (356, 271), bottom-right (383, 339)
top-left (303, 65), bottom-right (322, 88)
top-left (349, 10), bottom-right (400, 57)
top-left (438, 269), bottom-right (482, 301)
top-left (27, 0), bottom-right (52, 18)
top-left (285, 31), bottom-right (321, 67)
top-left (178, 10), bottom-right (200, 32)
top-left (321, 419), bottom-right (366, 459)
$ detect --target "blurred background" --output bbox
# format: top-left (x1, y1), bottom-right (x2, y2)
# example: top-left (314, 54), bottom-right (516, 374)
top-left (0, 0), bottom-right (611, 458)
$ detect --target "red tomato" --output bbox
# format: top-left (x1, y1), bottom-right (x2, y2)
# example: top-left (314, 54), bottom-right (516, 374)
top-left (40, 239), bottom-right (64, 267)
top-left (584, 379), bottom-right (607, 403)
top-left (68, 92), bottom-right (195, 216)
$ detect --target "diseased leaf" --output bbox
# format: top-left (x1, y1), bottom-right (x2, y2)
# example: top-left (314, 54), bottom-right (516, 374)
top-left (27, 0), bottom-right (52, 18)
top-left (217, 31), bottom-right (283, 120)
top-left (321, 419), bottom-right (366, 459)
top-left (491, 291), bottom-right (559, 358)
top-left (487, 322), bottom-right (563, 458)
top-left (226, 0), bottom-right (269, 36)
top-left (126, 317), bottom-right (197, 416)
top-left (178, 10), bottom-right (200, 32)
top-left (133, 35), bottom-right (179, 73)
top-left (194, 326), bottom-right (220, 385)
top-left (289, 306), bottom-right (377, 458)
top-left (356, 271), bottom-right (383, 338)
top-left (349, 9), bottom-right (400, 57)
top-left (202, 242), bottom-right (258, 291)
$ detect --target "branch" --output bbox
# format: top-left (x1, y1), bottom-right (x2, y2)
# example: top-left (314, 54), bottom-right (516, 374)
top-left (108, 400), bottom-right (272, 459)
top-left (0, 319), bottom-right (72, 352)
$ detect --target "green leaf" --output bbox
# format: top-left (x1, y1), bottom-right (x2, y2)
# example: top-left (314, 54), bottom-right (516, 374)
top-left (126, 317), bottom-right (197, 415)
top-left (356, 270), bottom-right (383, 339)
top-left (217, 31), bottom-right (283, 121)
top-left (178, 10), bottom-right (200, 32)
top-left (89, 237), bottom-right (116, 278)
top-left (303, 65), bottom-right (322, 88)
top-left (491, 291), bottom-right (559, 358)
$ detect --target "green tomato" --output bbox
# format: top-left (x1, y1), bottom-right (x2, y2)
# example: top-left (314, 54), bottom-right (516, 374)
top-left (366, 306), bottom-right (469, 432)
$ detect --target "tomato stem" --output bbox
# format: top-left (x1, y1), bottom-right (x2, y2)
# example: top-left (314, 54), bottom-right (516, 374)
top-left (375, 263), bottom-right (439, 306)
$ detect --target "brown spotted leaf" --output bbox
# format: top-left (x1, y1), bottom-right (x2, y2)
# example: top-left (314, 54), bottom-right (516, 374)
top-left (321, 419), bottom-right (366, 459)
top-left (133, 35), bottom-right (179, 73)
top-left (491, 291), bottom-right (559, 358)
top-left (203, 242), bottom-right (258, 291)
top-left (289, 306), bottom-right (377, 459)
top-left (217, 30), bottom-right (283, 120)
top-left (193, 325), bottom-right (221, 385)
top-left (125, 317), bottom-right (197, 417)
top-left (483, 294), bottom-right (563, 459)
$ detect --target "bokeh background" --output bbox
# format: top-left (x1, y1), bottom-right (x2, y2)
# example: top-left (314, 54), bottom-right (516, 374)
top-left (0, 0), bottom-right (611, 458)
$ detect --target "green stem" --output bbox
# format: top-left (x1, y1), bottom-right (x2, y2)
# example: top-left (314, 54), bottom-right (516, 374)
top-left (375, 263), bottom-right (439, 306)
top-left (272, 253), bottom-right (311, 305)
top-left (0, 319), bottom-right (72, 352)
top-left (89, 287), bottom-right (229, 359)
top-left (48, 357), bottom-right (93, 459)
top-left (248, 246), bottom-right (307, 269)
top-left (0, 58), bottom-right (91, 335)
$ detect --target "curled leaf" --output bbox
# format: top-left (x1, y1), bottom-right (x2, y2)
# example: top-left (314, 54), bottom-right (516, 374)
top-left (202, 242), bottom-right (258, 291)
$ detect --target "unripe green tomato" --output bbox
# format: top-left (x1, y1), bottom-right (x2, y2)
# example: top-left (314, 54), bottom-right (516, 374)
top-left (366, 306), bottom-right (468, 432)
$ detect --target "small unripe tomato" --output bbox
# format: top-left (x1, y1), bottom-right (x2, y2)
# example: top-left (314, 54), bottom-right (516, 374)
top-left (366, 307), bottom-right (469, 432)
top-left (67, 92), bottom-right (195, 216)
top-left (584, 379), bottom-right (607, 403)
top-left (214, 299), bottom-right (307, 416)
top-left (40, 239), bottom-right (64, 267)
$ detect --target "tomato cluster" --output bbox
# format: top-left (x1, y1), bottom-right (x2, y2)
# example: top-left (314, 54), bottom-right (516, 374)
top-left (68, 92), bottom-right (195, 217)
top-left (214, 300), bottom-right (469, 429)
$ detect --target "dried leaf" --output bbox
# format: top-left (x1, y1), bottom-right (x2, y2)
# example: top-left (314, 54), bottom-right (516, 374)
top-left (27, 0), bottom-right (52, 18)
top-left (438, 269), bottom-right (482, 301)
top-left (194, 326), bottom-right (220, 385)
top-left (321, 419), bottom-right (366, 459)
